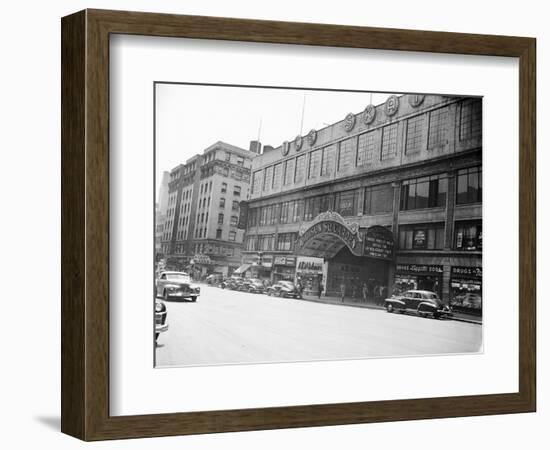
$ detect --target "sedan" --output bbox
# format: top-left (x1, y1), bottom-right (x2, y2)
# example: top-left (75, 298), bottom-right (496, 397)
top-left (156, 271), bottom-right (200, 302)
top-left (384, 290), bottom-right (453, 319)
top-left (266, 281), bottom-right (302, 299)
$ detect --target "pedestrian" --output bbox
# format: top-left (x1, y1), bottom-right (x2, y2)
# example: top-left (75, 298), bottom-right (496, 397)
top-left (317, 282), bottom-right (323, 299)
top-left (340, 283), bottom-right (346, 303)
top-left (362, 282), bottom-right (368, 303)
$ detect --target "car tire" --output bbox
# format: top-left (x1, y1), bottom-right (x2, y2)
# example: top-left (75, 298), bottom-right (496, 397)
top-left (155, 333), bottom-right (159, 341)
top-left (191, 296), bottom-right (197, 302)
top-left (386, 303), bottom-right (394, 313)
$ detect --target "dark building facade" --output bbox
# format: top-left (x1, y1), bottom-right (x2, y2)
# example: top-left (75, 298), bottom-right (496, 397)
top-left (242, 94), bottom-right (482, 314)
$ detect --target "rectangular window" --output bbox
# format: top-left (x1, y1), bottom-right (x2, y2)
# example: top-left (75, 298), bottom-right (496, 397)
top-left (283, 158), bottom-right (295, 185)
top-left (400, 174), bottom-right (447, 210)
top-left (232, 200), bottom-right (239, 211)
top-left (460, 99), bottom-right (482, 140)
top-left (228, 231), bottom-right (236, 241)
top-left (364, 183), bottom-right (394, 215)
top-left (308, 150), bottom-right (322, 179)
top-left (221, 182), bottom-right (227, 193)
top-left (252, 171), bottom-right (262, 194)
top-left (304, 197), bottom-right (320, 221)
top-left (276, 233), bottom-right (295, 251)
top-left (319, 194), bottom-right (333, 213)
top-left (272, 163), bottom-right (282, 190)
top-left (225, 152), bottom-right (231, 162)
top-left (321, 144), bottom-right (336, 176)
top-left (455, 220), bottom-right (482, 251)
top-left (335, 190), bottom-right (358, 216)
top-left (357, 132), bottom-right (376, 166)
top-left (233, 185), bottom-right (241, 196)
top-left (294, 155), bottom-right (306, 183)
top-left (230, 215), bottom-right (238, 226)
top-left (219, 197), bottom-right (225, 208)
top-left (263, 166), bottom-right (273, 192)
top-left (398, 223), bottom-right (445, 250)
top-left (456, 166), bottom-right (482, 204)
top-left (381, 123), bottom-right (398, 160)
top-left (236, 156), bottom-right (244, 166)
top-left (216, 229), bottom-right (222, 239)
top-left (293, 200), bottom-right (304, 222)
top-left (406, 114), bottom-right (425, 154)
top-left (338, 137), bottom-right (356, 171)
top-left (279, 202), bottom-right (289, 224)
top-left (428, 106), bottom-right (449, 148)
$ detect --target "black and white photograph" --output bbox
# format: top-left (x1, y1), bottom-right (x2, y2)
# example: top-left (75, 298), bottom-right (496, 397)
top-left (154, 83), bottom-right (482, 367)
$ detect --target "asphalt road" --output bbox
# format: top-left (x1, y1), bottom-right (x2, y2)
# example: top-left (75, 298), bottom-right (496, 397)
top-left (155, 285), bottom-right (482, 367)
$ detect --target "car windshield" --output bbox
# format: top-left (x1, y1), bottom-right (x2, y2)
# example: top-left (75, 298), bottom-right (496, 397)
top-left (165, 273), bottom-right (190, 282)
top-left (280, 281), bottom-right (295, 288)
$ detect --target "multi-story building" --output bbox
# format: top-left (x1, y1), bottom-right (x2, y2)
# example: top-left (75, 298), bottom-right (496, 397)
top-left (155, 171), bottom-right (170, 258)
top-left (160, 141), bottom-right (257, 277)
top-left (242, 94), bottom-right (482, 313)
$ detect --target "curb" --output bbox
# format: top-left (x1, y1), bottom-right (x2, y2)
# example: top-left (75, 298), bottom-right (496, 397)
top-left (298, 296), bottom-right (483, 325)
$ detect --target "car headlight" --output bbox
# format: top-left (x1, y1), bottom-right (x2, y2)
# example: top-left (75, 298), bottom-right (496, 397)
top-left (155, 302), bottom-right (164, 312)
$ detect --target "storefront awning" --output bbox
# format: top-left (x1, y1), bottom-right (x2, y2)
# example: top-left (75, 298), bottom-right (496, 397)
top-left (233, 264), bottom-right (251, 274)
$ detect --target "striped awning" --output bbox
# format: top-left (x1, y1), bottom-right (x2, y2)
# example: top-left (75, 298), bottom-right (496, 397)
top-left (233, 264), bottom-right (251, 274)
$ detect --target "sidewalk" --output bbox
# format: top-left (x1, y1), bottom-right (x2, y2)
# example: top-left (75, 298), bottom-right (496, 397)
top-left (299, 294), bottom-right (482, 325)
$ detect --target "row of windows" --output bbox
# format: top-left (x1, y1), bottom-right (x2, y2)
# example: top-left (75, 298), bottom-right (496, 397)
top-left (252, 101), bottom-right (479, 193)
top-left (245, 232), bottom-right (298, 252)
top-left (244, 220), bottom-right (480, 253)
top-left (248, 167), bottom-right (481, 228)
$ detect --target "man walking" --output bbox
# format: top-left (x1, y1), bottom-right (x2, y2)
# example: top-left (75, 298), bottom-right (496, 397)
top-left (317, 282), bottom-right (323, 299)
top-left (340, 283), bottom-right (346, 303)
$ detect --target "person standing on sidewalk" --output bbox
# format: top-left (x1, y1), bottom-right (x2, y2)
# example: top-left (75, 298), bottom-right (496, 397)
top-left (362, 282), bottom-right (368, 304)
top-left (340, 283), bottom-right (346, 303)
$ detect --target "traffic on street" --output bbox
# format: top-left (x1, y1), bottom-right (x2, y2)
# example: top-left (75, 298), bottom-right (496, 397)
top-left (155, 282), bottom-right (482, 367)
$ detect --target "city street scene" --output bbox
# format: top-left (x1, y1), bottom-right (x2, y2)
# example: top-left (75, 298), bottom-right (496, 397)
top-left (154, 83), bottom-right (482, 367)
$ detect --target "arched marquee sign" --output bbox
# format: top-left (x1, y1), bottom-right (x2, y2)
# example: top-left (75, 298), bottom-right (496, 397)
top-left (296, 211), bottom-right (362, 256)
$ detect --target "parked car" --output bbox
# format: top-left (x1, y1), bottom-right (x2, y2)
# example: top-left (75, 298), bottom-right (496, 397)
top-left (384, 290), bottom-right (453, 319)
top-left (266, 281), bottom-right (302, 299)
top-left (244, 278), bottom-right (265, 294)
top-left (156, 271), bottom-right (200, 301)
top-left (451, 293), bottom-right (482, 309)
top-left (155, 300), bottom-right (168, 341)
top-left (206, 273), bottom-right (224, 285)
top-left (226, 276), bottom-right (245, 291)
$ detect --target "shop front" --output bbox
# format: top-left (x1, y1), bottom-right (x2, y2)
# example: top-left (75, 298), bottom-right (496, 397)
top-left (449, 266), bottom-right (482, 316)
top-left (394, 263), bottom-right (444, 298)
top-left (295, 256), bottom-right (324, 295)
top-left (272, 256), bottom-right (296, 282)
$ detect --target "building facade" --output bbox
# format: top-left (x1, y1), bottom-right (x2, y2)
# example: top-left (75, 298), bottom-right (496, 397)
top-left (155, 171), bottom-right (170, 258)
top-left (242, 94), bottom-right (482, 314)
top-left (159, 141), bottom-right (257, 277)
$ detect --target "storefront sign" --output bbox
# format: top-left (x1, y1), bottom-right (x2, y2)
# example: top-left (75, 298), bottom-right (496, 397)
top-left (396, 264), bottom-right (443, 274)
top-left (296, 257), bottom-right (324, 274)
top-left (451, 266), bottom-right (482, 279)
top-left (364, 226), bottom-right (394, 259)
top-left (296, 212), bottom-right (361, 256)
top-left (273, 256), bottom-right (296, 266)
top-left (412, 229), bottom-right (427, 249)
top-left (193, 254), bottom-right (212, 265)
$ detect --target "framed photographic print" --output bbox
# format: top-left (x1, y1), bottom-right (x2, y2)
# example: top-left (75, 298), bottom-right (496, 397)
top-left (61, 9), bottom-right (536, 441)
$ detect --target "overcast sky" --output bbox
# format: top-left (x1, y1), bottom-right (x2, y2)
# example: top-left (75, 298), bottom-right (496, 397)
top-left (155, 83), bottom-right (397, 195)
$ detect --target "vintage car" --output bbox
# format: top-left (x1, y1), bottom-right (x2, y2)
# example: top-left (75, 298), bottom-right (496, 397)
top-left (384, 290), bottom-right (452, 319)
top-left (205, 273), bottom-right (224, 285)
top-left (155, 300), bottom-right (168, 341)
top-left (243, 278), bottom-right (265, 294)
top-left (225, 276), bottom-right (245, 291)
top-left (156, 271), bottom-right (200, 301)
top-left (266, 281), bottom-right (302, 299)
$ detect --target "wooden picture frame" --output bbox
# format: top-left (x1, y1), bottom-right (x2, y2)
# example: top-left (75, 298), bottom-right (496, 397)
top-left (61, 9), bottom-right (536, 441)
